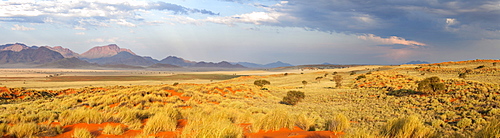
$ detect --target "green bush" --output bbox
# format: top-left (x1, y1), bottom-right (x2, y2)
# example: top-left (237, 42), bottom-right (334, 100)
top-left (387, 89), bottom-right (422, 97)
top-left (356, 75), bottom-right (366, 80)
top-left (254, 80), bottom-right (270, 88)
top-left (281, 91), bottom-right (305, 105)
top-left (417, 76), bottom-right (445, 94)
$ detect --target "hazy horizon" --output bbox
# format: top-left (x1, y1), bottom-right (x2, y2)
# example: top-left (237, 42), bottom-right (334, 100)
top-left (1, 0), bottom-right (498, 65)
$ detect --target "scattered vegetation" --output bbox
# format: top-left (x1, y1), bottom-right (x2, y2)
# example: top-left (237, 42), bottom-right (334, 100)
top-left (253, 79), bottom-right (270, 88)
top-left (417, 76), bottom-right (445, 94)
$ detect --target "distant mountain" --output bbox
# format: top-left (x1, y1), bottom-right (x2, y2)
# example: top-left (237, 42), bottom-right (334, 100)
top-left (404, 60), bottom-right (430, 64)
top-left (191, 61), bottom-right (246, 68)
top-left (0, 43), bottom-right (30, 52)
top-left (100, 64), bottom-right (145, 69)
top-left (142, 56), bottom-right (160, 63)
top-left (159, 56), bottom-right (196, 67)
top-left (148, 63), bottom-right (181, 68)
top-left (237, 61), bottom-right (293, 68)
top-left (238, 61), bottom-right (294, 68)
top-left (86, 52), bottom-right (156, 66)
top-left (42, 46), bottom-right (80, 58)
top-left (0, 47), bottom-right (64, 64)
top-left (263, 61), bottom-right (294, 68)
top-left (80, 44), bottom-right (135, 59)
top-left (38, 57), bottom-right (98, 68)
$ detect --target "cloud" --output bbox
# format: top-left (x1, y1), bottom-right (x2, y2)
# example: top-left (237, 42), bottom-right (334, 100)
top-left (75, 32), bottom-right (85, 35)
top-left (206, 12), bottom-right (282, 26)
top-left (358, 34), bottom-right (426, 47)
top-left (11, 24), bottom-right (35, 30)
top-left (87, 37), bottom-right (118, 43)
top-left (0, 0), bottom-right (218, 28)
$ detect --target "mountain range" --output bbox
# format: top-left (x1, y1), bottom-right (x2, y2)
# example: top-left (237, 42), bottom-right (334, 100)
top-left (0, 43), bottom-right (294, 69)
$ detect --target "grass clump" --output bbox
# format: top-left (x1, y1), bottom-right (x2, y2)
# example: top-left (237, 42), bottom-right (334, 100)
top-left (142, 107), bottom-right (181, 135)
top-left (60, 108), bottom-right (108, 125)
top-left (8, 123), bottom-right (39, 138)
top-left (475, 118), bottom-right (500, 138)
top-left (72, 128), bottom-right (94, 138)
top-left (102, 124), bottom-right (124, 135)
top-left (327, 113), bottom-right (350, 132)
top-left (0, 123), bottom-right (7, 136)
top-left (252, 109), bottom-right (295, 132)
top-left (381, 115), bottom-right (435, 138)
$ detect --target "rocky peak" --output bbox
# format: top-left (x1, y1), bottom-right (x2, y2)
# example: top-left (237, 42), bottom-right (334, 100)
top-left (80, 44), bottom-right (136, 59)
top-left (42, 46), bottom-right (80, 58)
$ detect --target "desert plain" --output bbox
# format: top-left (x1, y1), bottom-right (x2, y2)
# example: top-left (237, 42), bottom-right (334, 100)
top-left (0, 59), bottom-right (499, 138)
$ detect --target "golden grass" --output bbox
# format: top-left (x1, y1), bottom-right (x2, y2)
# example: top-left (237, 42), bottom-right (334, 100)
top-left (475, 117), bottom-right (500, 138)
top-left (251, 109), bottom-right (295, 132)
top-left (8, 122), bottom-right (39, 138)
top-left (102, 124), bottom-right (124, 135)
top-left (72, 128), bottom-right (94, 138)
top-left (142, 106), bottom-right (181, 135)
top-left (380, 115), bottom-right (435, 138)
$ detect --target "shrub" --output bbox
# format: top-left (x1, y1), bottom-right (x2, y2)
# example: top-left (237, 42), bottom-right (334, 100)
top-left (458, 73), bottom-right (467, 79)
top-left (381, 115), bottom-right (435, 138)
top-left (332, 75), bottom-right (343, 88)
top-left (475, 118), bottom-right (500, 138)
top-left (476, 65), bottom-right (485, 69)
top-left (302, 80), bottom-right (308, 88)
top-left (387, 89), bottom-right (423, 97)
top-left (102, 124), bottom-right (124, 135)
top-left (8, 122), bottom-right (39, 138)
top-left (254, 80), bottom-right (270, 88)
top-left (142, 108), bottom-right (181, 135)
top-left (350, 71), bottom-right (356, 75)
top-left (281, 91), bottom-right (305, 105)
top-left (417, 76), bottom-right (445, 94)
top-left (316, 76), bottom-right (323, 83)
top-left (295, 113), bottom-right (316, 131)
top-left (327, 113), bottom-right (350, 132)
top-left (72, 128), bottom-right (94, 138)
top-left (0, 123), bottom-right (7, 136)
top-left (251, 109), bottom-right (295, 132)
top-left (356, 75), bottom-right (366, 80)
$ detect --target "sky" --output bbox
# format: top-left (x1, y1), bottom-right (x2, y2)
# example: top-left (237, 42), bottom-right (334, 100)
top-left (0, 0), bottom-right (499, 65)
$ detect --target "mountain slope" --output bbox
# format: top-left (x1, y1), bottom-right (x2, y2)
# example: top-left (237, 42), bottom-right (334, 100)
top-left (80, 44), bottom-right (135, 59)
top-left (237, 61), bottom-right (294, 68)
top-left (0, 47), bottom-right (64, 64)
top-left (87, 52), bottom-right (156, 66)
top-left (42, 46), bottom-right (80, 58)
top-left (191, 61), bottom-right (246, 68)
top-left (0, 43), bottom-right (30, 52)
top-left (38, 58), bottom-right (98, 68)
top-left (159, 56), bottom-right (196, 67)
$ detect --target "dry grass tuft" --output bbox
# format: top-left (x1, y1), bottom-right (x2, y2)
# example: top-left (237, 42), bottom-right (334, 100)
top-left (72, 128), bottom-right (94, 138)
top-left (381, 115), bottom-right (435, 138)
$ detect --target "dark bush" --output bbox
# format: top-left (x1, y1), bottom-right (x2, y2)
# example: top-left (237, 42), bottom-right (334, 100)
top-left (254, 80), bottom-right (270, 88)
top-left (387, 89), bottom-right (423, 97)
top-left (281, 91), bottom-right (305, 105)
top-left (417, 76), bottom-right (445, 95)
top-left (356, 75), bottom-right (366, 80)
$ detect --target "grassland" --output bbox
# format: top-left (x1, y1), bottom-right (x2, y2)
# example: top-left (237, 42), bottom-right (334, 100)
top-left (0, 60), bottom-right (499, 138)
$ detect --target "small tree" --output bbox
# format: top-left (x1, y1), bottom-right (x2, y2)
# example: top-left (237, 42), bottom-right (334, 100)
top-left (324, 73), bottom-right (328, 77)
top-left (350, 71), bottom-right (356, 75)
top-left (417, 76), bottom-right (445, 94)
top-left (332, 72), bottom-right (338, 75)
top-left (302, 80), bottom-right (308, 88)
top-left (493, 62), bottom-right (497, 66)
top-left (281, 91), bottom-right (305, 105)
top-left (254, 80), bottom-right (270, 88)
top-left (333, 75), bottom-right (343, 88)
top-left (315, 77), bottom-right (323, 83)
top-left (356, 75), bottom-right (366, 80)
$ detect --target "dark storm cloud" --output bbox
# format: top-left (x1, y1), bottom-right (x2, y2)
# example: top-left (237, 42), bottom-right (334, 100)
top-left (265, 0), bottom-right (500, 43)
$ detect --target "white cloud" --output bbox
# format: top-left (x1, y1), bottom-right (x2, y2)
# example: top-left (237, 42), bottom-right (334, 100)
top-left (206, 11), bottom-right (282, 26)
top-left (111, 19), bottom-right (136, 27)
top-left (75, 32), bottom-right (85, 35)
top-left (11, 24), bottom-right (35, 30)
top-left (358, 34), bottom-right (426, 47)
top-left (73, 26), bottom-right (87, 30)
top-left (87, 37), bottom-right (118, 43)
